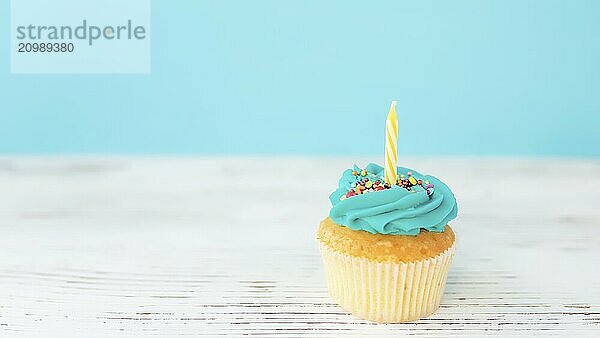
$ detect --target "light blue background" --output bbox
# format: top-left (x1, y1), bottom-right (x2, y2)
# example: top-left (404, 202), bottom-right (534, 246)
top-left (1, 1), bottom-right (599, 156)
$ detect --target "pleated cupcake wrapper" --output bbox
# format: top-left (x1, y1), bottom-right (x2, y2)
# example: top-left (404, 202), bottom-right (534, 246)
top-left (319, 242), bottom-right (455, 323)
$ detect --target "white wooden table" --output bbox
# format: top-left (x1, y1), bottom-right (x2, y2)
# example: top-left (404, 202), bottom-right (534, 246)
top-left (1, 157), bottom-right (599, 337)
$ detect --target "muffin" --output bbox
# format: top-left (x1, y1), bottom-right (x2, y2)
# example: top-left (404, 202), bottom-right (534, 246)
top-left (317, 163), bottom-right (458, 323)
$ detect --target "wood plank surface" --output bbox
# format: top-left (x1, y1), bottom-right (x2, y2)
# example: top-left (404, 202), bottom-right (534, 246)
top-left (0, 157), bottom-right (599, 337)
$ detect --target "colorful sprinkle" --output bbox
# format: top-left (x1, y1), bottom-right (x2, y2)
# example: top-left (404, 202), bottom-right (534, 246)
top-left (342, 168), bottom-right (434, 200)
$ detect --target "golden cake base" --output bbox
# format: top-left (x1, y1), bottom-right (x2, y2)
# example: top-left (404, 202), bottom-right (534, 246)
top-left (317, 218), bottom-right (455, 323)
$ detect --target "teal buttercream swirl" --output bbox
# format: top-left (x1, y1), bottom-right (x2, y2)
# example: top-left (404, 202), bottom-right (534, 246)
top-left (329, 163), bottom-right (458, 236)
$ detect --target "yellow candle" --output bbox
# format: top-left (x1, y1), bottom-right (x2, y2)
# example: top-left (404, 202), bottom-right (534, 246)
top-left (384, 101), bottom-right (398, 185)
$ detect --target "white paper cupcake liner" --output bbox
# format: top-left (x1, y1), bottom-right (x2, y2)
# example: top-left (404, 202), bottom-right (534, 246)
top-left (319, 242), bottom-right (455, 323)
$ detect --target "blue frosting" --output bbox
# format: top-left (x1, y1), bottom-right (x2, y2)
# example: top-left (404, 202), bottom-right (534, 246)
top-left (329, 163), bottom-right (458, 235)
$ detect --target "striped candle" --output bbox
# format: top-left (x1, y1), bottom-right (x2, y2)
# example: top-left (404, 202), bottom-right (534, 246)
top-left (384, 101), bottom-right (398, 185)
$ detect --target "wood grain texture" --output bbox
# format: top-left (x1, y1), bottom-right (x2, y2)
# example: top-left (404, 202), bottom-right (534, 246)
top-left (0, 156), bottom-right (599, 337)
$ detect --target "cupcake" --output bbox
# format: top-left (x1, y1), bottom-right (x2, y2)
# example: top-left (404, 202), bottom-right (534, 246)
top-left (316, 102), bottom-right (458, 323)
